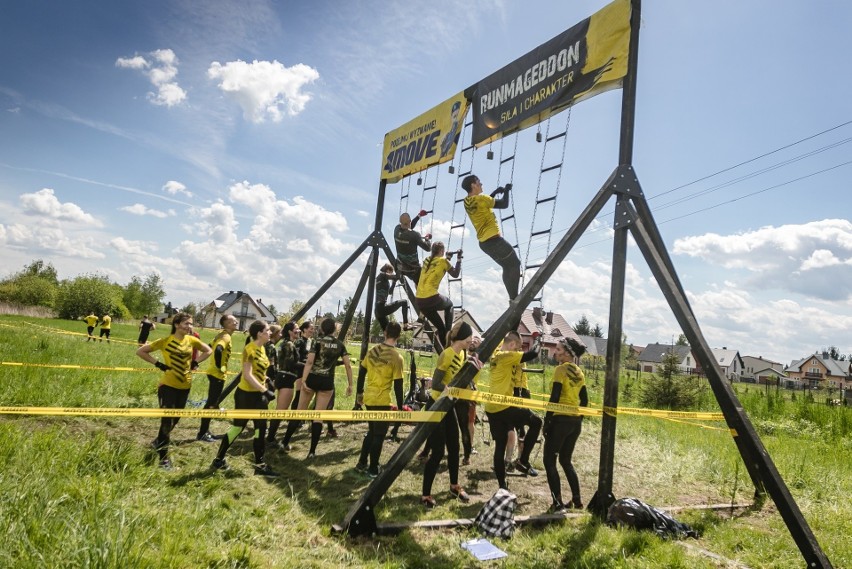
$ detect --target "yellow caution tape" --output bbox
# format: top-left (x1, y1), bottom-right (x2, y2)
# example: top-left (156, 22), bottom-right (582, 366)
top-left (0, 406), bottom-right (444, 422)
top-left (448, 387), bottom-right (601, 417)
top-left (0, 361), bottom-right (228, 374)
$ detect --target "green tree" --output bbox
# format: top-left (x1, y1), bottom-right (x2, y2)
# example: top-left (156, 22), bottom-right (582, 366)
top-left (57, 273), bottom-right (130, 320)
top-left (573, 315), bottom-right (591, 336)
top-left (592, 323), bottom-right (604, 338)
top-left (0, 259), bottom-right (60, 308)
top-left (122, 273), bottom-right (165, 317)
top-left (280, 300), bottom-right (305, 324)
top-left (675, 333), bottom-right (689, 346)
top-left (639, 349), bottom-right (700, 410)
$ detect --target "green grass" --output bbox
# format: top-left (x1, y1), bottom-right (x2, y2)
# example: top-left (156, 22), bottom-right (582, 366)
top-left (0, 314), bottom-right (849, 567)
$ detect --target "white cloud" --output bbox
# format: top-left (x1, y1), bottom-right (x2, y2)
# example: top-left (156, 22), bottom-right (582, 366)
top-left (162, 180), bottom-right (193, 198)
top-left (0, 223), bottom-right (104, 259)
top-left (673, 219), bottom-right (852, 301)
top-left (119, 203), bottom-right (175, 218)
top-left (19, 188), bottom-right (101, 226)
top-left (116, 48), bottom-right (187, 107)
top-left (207, 59), bottom-right (319, 123)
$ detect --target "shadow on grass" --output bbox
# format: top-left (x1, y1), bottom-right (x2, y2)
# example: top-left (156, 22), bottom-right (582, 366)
top-left (558, 516), bottom-right (602, 564)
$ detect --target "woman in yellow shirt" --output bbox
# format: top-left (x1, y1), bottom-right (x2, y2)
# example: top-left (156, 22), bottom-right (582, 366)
top-left (414, 241), bottom-right (461, 353)
top-left (420, 320), bottom-right (474, 508)
top-left (543, 337), bottom-right (588, 513)
top-left (211, 320), bottom-right (278, 476)
top-left (136, 312), bottom-right (212, 469)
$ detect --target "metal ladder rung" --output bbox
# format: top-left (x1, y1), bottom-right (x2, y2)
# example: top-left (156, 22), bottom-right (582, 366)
top-left (541, 163), bottom-right (562, 174)
top-left (424, 185), bottom-right (437, 191)
top-left (401, 193), bottom-right (409, 200)
top-left (532, 296), bottom-right (542, 303)
top-left (536, 195), bottom-right (557, 205)
top-left (526, 263), bottom-right (543, 270)
top-left (450, 223), bottom-right (465, 230)
top-left (500, 156), bottom-right (515, 165)
top-left (447, 277), bottom-right (462, 283)
top-left (458, 170), bottom-right (472, 178)
top-left (453, 305), bottom-right (464, 310)
top-left (546, 131), bottom-right (567, 143)
top-left (454, 197), bottom-right (465, 204)
top-left (461, 144), bottom-right (475, 152)
top-left (501, 214), bottom-right (515, 222)
top-left (530, 229), bottom-right (551, 238)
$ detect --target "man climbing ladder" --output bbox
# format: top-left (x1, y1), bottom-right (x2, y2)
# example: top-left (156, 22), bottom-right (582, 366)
top-left (461, 174), bottom-right (521, 300)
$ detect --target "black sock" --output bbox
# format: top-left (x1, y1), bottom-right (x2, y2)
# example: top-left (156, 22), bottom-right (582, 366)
top-left (309, 422), bottom-right (322, 454)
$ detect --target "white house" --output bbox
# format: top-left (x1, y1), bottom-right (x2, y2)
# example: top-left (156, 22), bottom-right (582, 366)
top-left (199, 291), bottom-right (276, 330)
top-left (637, 343), bottom-right (694, 375)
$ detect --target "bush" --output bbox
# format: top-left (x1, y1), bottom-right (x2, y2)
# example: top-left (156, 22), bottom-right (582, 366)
top-left (639, 351), bottom-right (701, 410)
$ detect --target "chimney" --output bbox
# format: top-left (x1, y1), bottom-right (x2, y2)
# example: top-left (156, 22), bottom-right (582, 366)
top-left (532, 307), bottom-right (542, 322)
top-left (545, 311), bottom-right (554, 325)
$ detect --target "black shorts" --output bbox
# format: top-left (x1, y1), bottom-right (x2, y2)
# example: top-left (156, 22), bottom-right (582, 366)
top-left (305, 372), bottom-right (335, 392)
top-left (234, 388), bottom-right (267, 429)
top-left (99, 328), bottom-right (111, 338)
top-left (87, 326), bottom-right (94, 335)
top-left (274, 370), bottom-right (298, 390)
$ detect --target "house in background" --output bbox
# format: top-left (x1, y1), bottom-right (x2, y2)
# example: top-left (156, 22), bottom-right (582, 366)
top-left (785, 352), bottom-right (851, 391)
top-left (697, 347), bottom-right (744, 381)
top-left (410, 308), bottom-right (483, 351)
top-left (517, 307), bottom-right (584, 361)
top-left (741, 355), bottom-right (784, 383)
top-left (199, 291), bottom-right (276, 330)
top-left (637, 343), bottom-right (695, 375)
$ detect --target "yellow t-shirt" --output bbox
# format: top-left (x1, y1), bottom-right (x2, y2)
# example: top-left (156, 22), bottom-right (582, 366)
top-left (552, 361), bottom-right (586, 416)
top-left (431, 346), bottom-right (466, 400)
top-left (238, 342), bottom-right (270, 392)
top-left (148, 334), bottom-right (207, 389)
top-left (84, 315), bottom-right (98, 327)
top-left (205, 331), bottom-right (233, 380)
top-left (100, 315), bottom-right (111, 329)
top-left (486, 349), bottom-right (523, 413)
top-left (362, 343), bottom-right (404, 406)
top-left (416, 256), bottom-right (452, 298)
top-left (464, 194), bottom-right (499, 242)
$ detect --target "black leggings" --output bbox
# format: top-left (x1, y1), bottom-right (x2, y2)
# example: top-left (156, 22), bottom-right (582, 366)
top-left (455, 400), bottom-right (473, 459)
top-left (486, 406), bottom-right (542, 489)
top-left (479, 236), bottom-right (521, 300)
top-left (358, 405), bottom-right (391, 471)
top-left (375, 300), bottom-right (409, 331)
top-left (543, 416), bottom-right (583, 505)
top-left (415, 295), bottom-right (453, 352)
top-left (198, 375), bottom-right (224, 436)
top-left (154, 385), bottom-right (190, 460)
top-left (422, 398), bottom-right (460, 496)
top-left (215, 389), bottom-right (268, 465)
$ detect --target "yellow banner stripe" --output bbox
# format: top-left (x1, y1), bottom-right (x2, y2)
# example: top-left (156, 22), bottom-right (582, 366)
top-left (0, 406), bottom-right (444, 422)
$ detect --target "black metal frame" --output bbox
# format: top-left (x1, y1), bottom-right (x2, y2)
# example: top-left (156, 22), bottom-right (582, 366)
top-left (296, 1), bottom-right (832, 566)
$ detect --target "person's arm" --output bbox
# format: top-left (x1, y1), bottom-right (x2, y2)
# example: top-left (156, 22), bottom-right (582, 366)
top-left (544, 381), bottom-right (563, 432)
top-left (194, 342), bottom-right (212, 364)
top-left (214, 345), bottom-right (225, 370)
top-left (579, 385), bottom-right (589, 407)
top-left (300, 352), bottom-right (315, 383)
top-left (520, 348), bottom-right (539, 363)
top-left (136, 344), bottom-right (169, 371)
top-left (491, 183), bottom-right (511, 209)
top-left (431, 368), bottom-right (448, 394)
top-left (393, 378), bottom-right (404, 410)
top-left (355, 364), bottom-right (367, 407)
top-left (343, 354), bottom-right (353, 396)
top-left (447, 255), bottom-right (462, 279)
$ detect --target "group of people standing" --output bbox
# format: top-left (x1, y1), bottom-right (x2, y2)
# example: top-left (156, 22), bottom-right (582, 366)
top-left (128, 173), bottom-right (588, 511)
top-left (83, 312), bottom-right (112, 343)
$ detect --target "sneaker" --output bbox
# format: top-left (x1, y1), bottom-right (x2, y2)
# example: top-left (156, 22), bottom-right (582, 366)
top-left (403, 323), bottom-right (417, 331)
top-left (462, 456), bottom-right (470, 466)
top-left (159, 458), bottom-right (173, 470)
top-left (567, 498), bottom-right (584, 510)
top-left (504, 460), bottom-right (515, 473)
top-left (449, 484), bottom-right (470, 503)
top-left (211, 433), bottom-right (225, 440)
top-left (211, 457), bottom-right (229, 471)
top-left (420, 495), bottom-right (437, 509)
top-left (367, 468), bottom-right (380, 479)
top-left (354, 462), bottom-right (368, 474)
top-left (470, 448), bottom-right (479, 455)
top-left (254, 463), bottom-right (278, 477)
top-left (276, 441), bottom-right (291, 452)
top-left (418, 453), bottom-right (430, 464)
top-left (548, 502), bottom-right (568, 514)
top-left (326, 428), bottom-right (338, 438)
top-left (306, 452), bottom-right (316, 460)
top-left (197, 432), bottom-right (216, 443)
top-left (513, 459), bottom-right (539, 477)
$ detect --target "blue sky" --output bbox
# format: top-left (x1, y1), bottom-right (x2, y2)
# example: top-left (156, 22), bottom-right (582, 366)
top-left (1, 0), bottom-right (851, 364)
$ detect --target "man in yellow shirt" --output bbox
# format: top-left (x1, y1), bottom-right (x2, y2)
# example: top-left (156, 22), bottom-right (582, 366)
top-left (99, 314), bottom-right (112, 343)
top-left (461, 174), bottom-right (521, 300)
top-left (83, 313), bottom-right (99, 342)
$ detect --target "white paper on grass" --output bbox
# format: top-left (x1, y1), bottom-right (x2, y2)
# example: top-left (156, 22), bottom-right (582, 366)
top-left (461, 538), bottom-right (508, 561)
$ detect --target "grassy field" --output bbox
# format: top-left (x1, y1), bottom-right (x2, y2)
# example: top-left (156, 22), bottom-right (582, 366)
top-left (0, 315), bottom-right (849, 568)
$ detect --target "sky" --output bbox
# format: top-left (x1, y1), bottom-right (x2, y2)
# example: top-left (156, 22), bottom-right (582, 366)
top-left (1, 0), bottom-right (851, 366)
